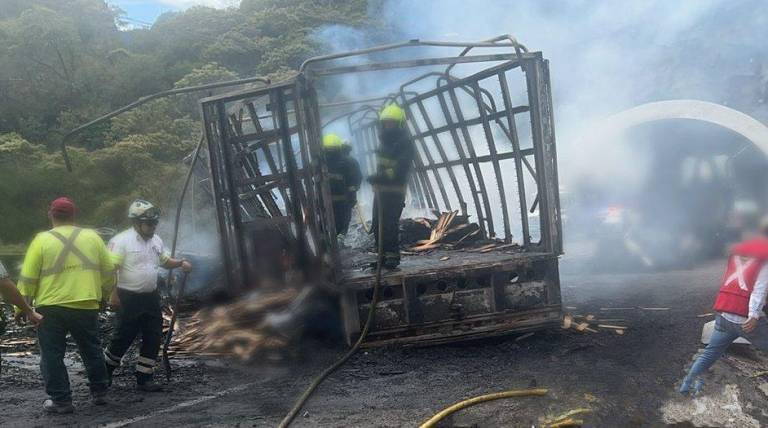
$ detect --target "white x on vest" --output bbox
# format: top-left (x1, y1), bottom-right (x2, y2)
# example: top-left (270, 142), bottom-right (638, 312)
top-left (724, 256), bottom-right (757, 291)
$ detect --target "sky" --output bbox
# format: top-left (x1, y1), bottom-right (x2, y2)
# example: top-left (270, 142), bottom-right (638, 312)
top-left (108, 0), bottom-right (237, 27)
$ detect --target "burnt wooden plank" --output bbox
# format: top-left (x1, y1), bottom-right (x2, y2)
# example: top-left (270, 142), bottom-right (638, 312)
top-left (360, 305), bottom-right (561, 347)
top-left (342, 249), bottom-right (556, 289)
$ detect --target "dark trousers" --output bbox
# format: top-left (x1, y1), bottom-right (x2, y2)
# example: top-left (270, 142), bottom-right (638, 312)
top-left (372, 191), bottom-right (406, 261)
top-left (37, 306), bottom-right (108, 403)
top-left (105, 289), bottom-right (162, 383)
top-left (333, 200), bottom-right (353, 235)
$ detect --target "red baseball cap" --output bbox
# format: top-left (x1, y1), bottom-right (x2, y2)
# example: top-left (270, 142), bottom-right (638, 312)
top-left (49, 197), bottom-right (77, 217)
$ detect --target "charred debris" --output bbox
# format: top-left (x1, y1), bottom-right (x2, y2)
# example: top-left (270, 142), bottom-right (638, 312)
top-left (200, 36), bottom-right (563, 348)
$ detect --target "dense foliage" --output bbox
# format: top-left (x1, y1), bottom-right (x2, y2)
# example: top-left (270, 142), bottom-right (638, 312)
top-left (0, 0), bottom-right (372, 243)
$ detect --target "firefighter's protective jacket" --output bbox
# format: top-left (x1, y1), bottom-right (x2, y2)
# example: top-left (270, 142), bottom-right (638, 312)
top-left (327, 150), bottom-right (362, 202)
top-left (370, 127), bottom-right (415, 193)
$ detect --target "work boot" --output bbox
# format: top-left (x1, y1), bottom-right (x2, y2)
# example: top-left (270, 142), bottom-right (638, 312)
top-left (136, 373), bottom-right (163, 392)
top-left (91, 390), bottom-right (108, 406)
top-left (43, 399), bottom-right (74, 414)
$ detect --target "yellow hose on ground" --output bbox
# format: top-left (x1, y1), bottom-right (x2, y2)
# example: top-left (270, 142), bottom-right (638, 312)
top-left (419, 388), bottom-right (549, 428)
top-left (549, 418), bottom-right (584, 428)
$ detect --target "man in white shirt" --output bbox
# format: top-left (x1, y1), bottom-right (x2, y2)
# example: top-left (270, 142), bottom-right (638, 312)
top-left (679, 219), bottom-right (768, 395)
top-left (103, 199), bottom-right (191, 392)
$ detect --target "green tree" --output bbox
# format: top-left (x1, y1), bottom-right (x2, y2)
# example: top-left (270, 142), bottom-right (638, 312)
top-left (0, 0), bottom-right (376, 243)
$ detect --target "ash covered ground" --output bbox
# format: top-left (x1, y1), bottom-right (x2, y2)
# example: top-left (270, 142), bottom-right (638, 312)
top-left (3, 257), bottom-right (768, 427)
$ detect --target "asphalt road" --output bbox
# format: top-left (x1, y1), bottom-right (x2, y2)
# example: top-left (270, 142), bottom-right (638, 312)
top-left (3, 258), bottom-right (768, 427)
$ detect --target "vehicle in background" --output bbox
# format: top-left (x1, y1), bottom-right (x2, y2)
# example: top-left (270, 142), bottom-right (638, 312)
top-left (571, 121), bottom-right (766, 271)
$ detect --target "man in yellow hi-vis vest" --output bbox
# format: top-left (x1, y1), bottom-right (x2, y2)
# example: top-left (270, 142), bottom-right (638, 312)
top-left (17, 197), bottom-right (115, 414)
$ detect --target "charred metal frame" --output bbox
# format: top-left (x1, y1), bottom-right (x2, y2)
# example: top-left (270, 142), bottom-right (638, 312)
top-left (202, 36), bottom-right (563, 345)
top-left (202, 81), bottom-right (334, 293)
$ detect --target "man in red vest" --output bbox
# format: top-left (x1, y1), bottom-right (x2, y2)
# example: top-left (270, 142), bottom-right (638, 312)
top-left (679, 219), bottom-right (768, 395)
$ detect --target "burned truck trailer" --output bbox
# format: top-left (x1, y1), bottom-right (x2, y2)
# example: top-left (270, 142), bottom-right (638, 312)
top-left (201, 36), bottom-right (563, 346)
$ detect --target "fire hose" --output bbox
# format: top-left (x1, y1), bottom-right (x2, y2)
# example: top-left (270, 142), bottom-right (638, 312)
top-left (277, 192), bottom-right (385, 428)
top-left (418, 389), bottom-right (549, 428)
top-left (162, 271), bottom-right (189, 381)
top-left (161, 134), bottom-right (205, 380)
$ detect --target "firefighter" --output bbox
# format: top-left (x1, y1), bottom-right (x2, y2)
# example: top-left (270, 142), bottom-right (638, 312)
top-left (679, 217), bottom-right (768, 395)
top-left (369, 104), bottom-right (415, 269)
top-left (17, 197), bottom-right (115, 413)
top-left (103, 199), bottom-right (192, 392)
top-left (323, 133), bottom-right (362, 236)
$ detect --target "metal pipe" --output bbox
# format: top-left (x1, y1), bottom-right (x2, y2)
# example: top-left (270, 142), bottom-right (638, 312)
top-left (395, 91), bottom-right (441, 210)
top-left (542, 61), bottom-right (563, 254)
top-left (296, 81), bottom-right (325, 258)
top-left (275, 88), bottom-right (310, 276)
top-left (170, 134), bottom-right (205, 260)
top-left (229, 110), bottom-right (280, 218)
top-left (324, 104), bottom-right (378, 129)
top-left (472, 79), bottom-right (512, 241)
top-left (245, 102), bottom-right (291, 207)
top-left (437, 71), bottom-right (540, 185)
top-left (445, 34), bottom-right (527, 75)
top-left (524, 61), bottom-right (551, 249)
top-left (60, 76), bottom-right (270, 171)
top-left (444, 83), bottom-right (495, 237)
top-left (320, 95), bottom-right (393, 109)
top-left (409, 107), bottom-right (529, 143)
top-left (402, 102), bottom-right (451, 211)
top-left (312, 53), bottom-right (527, 77)
top-left (499, 71), bottom-right (531, 246)
top-left (435, 86), bottom-right (486, 233)
top-left (300, 38), bottom-right (527, 73)
top-left (413, 98), bottom-right (466, 213)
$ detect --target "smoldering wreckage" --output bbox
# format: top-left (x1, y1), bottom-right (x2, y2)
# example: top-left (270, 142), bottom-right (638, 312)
top-left (4, 33), bottom-right (768, 427)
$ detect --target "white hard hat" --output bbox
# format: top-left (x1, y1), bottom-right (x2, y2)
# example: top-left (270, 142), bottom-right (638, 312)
top-left (128, 199), bottom-right (160, 220)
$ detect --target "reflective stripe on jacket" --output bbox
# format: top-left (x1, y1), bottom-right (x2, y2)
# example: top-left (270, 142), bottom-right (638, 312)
top-left (18, 225), bottom-right (115, 309)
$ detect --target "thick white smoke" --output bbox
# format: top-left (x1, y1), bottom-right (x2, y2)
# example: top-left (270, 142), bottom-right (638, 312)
top-left (309, 0), bottom-right (768, 267)
top-left (374, 0), bottom-right (762, 186)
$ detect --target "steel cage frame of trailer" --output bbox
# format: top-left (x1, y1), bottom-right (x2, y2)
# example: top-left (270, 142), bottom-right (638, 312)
top-left (201, 35), bottom-right (563, 345)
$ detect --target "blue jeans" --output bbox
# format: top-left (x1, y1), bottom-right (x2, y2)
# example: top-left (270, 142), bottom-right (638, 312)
top-left (37, 306), bottom-right (109, 403)
top-left (681, 313), bottom-right (768, 393)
